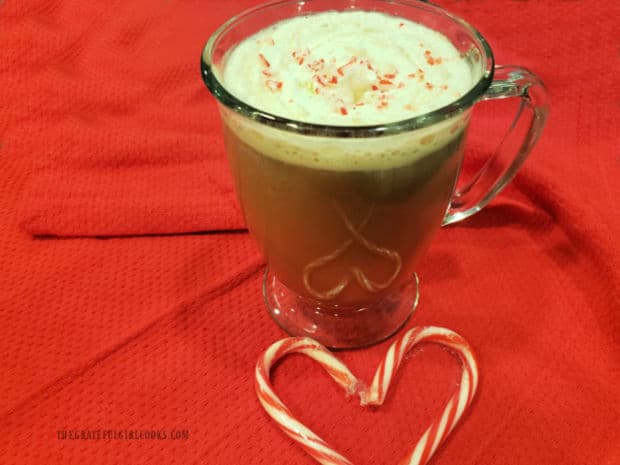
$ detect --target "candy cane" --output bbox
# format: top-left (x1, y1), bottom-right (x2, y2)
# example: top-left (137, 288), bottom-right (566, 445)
top-left (255, 326), bottom-right (479, 465)
top-left (302, 203), bottom-right (402, 300)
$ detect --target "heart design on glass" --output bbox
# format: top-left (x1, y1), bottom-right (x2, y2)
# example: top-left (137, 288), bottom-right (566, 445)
top-left (255, 326), bottom-right (479, 465)
top-left (303, 203), bottom-right (402, 300)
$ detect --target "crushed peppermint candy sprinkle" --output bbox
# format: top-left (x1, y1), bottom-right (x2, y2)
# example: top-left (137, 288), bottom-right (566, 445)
top-left (258, 53), bottom-right (271, 68)
top-left (261, 48), bottom-right (453, 113)
top-left (266, 79), bottom-right (283, 92)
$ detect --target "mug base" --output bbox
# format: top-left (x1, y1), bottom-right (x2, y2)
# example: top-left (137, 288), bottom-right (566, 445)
top-left (262, 268), bottom-right (420, 349)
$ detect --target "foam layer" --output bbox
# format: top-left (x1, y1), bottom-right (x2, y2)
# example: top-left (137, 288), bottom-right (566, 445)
top-left (221, 10), bottom-right (474, 125)
top-left (222, 107), bottom-right (470, 171)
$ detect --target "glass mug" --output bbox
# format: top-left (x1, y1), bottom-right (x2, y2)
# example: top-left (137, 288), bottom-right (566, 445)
top-left (202, 0), bottom-right (548, 348)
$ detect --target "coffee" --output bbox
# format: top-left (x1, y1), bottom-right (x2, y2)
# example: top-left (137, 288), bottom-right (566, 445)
top-left (223, 111), bottom-right (467, 305)
top-left (218, 10), bottom-right (475, 305)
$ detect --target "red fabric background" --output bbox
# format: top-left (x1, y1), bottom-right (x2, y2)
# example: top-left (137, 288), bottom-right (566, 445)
top-left (1, 1), bottom-right (619, 464)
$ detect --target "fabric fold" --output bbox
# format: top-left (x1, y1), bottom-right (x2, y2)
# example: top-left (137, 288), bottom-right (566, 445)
top-left (19, 162), bottom-right (245, 237)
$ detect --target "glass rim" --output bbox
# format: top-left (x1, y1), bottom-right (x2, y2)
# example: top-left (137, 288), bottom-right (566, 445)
top-left (201, 0), bottom-right (495, 137)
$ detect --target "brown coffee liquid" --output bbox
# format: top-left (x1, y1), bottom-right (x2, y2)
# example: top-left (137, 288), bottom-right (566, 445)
top-left (224, 122), bottom-right (465, 305)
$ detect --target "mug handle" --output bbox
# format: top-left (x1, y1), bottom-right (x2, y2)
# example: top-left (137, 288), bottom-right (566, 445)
top-left (443, 65), bottom-right (550, 225)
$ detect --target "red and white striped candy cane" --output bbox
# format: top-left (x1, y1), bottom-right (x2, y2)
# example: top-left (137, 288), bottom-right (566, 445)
top-left (255, 326), bottom-right (479, 465)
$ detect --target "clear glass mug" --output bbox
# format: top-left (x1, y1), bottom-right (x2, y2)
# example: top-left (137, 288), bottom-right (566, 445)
top-left (202, 0), bottom-right (548, 348)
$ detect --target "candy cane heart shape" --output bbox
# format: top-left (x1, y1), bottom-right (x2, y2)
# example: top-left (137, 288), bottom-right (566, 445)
top-left (255, 326), bottom-right (479, 465)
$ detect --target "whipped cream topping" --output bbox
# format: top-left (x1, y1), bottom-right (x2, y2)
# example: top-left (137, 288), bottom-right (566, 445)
top-left (220, 10), bottom-right (475, 126)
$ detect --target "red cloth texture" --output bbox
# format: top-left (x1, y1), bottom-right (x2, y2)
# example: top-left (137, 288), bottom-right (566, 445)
top-left (10, 0), bottom-right (246, 237)
top-left (1, 1), bottom-right (619, 465)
